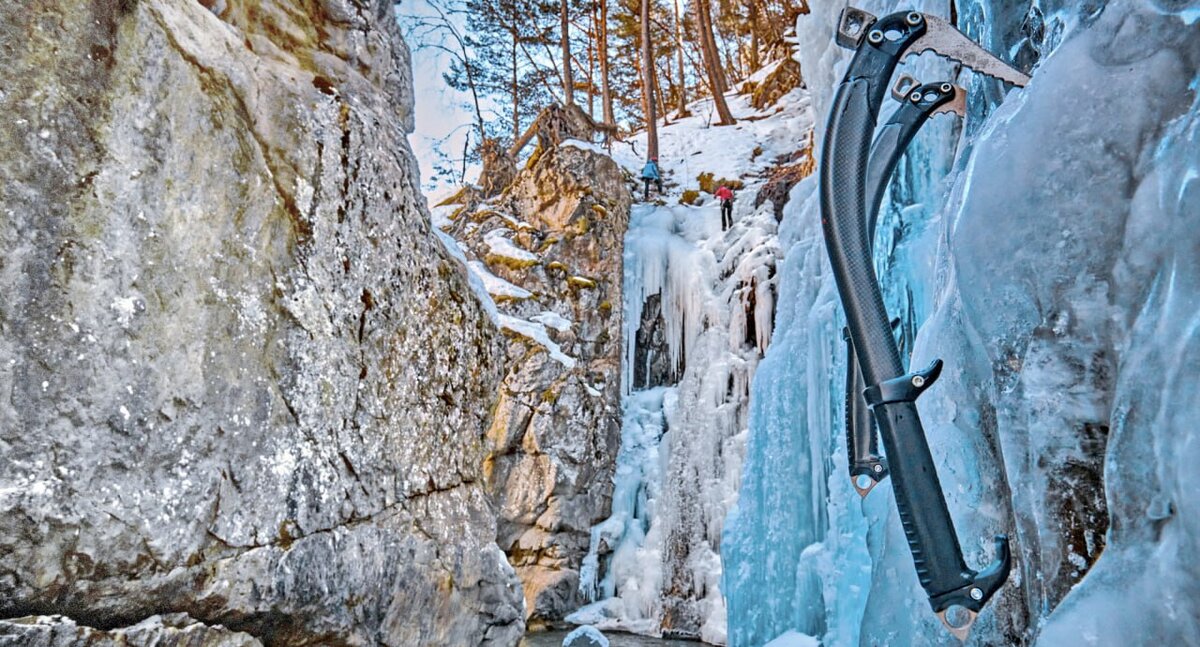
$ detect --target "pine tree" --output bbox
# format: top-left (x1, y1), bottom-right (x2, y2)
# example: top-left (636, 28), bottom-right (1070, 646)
top-left (598, 0), bottom-right (616, 133)
top-left (640, 0), bottom-right (659, 159)
top-left (442, 0), bottom-right (560, 143)
top-left (695, 0), bottom-right (736, 125)
top-left (561, 0), bottom-right (574, 105)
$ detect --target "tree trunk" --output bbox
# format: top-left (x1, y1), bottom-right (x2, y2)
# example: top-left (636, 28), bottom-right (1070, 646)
top-left (718, 19), bottom-right (742, 83)
top-left (511, 25), bottom-right (520, 139)
top-left (654, 59), bottom-right (670, 125)
top-left (673, 0), bottom-right (689, 116)
top-left (701, 0), bottom-right (728, 92)
top-left (696, 0), bottom-right (735, 125)
top-left (598, 0), bottom-right (616, 139)
top-left (561, 0), bottom-right (574, 105)
top-left (748, 0), bottom-right (760, 71)
top-left (641, 0), bottom-right (659, 159)
top-left (588, 2), bottom-right (596, 117)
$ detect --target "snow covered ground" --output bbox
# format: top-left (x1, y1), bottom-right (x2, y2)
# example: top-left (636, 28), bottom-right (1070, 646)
top-left (569, 81), bottom-right (815, 644)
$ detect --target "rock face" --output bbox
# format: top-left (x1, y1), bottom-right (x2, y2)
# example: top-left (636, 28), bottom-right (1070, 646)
top-left (440, 142), bottom-right (630, 626)
top-left (0, 615), bottom-right (261, 647)
top-left (0, 1), bottom-right (522, 645)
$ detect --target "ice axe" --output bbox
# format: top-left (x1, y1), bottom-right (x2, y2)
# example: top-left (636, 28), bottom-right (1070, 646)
top-left (846, 75), bottom-right (967, 499)
top-left (819, 7), bottom-right (1028, 641)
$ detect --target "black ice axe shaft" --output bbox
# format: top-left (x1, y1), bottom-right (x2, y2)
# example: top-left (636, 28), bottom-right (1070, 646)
top-left (819, 7), bottom-right (1027, 639)
top-left (846, 75), bottom-right (966, 498)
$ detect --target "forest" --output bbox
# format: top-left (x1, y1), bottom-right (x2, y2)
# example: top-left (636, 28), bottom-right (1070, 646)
top-left (399, 0), bottom-right (808, 179)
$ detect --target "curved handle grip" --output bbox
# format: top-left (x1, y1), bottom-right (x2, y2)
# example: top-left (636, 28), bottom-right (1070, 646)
top-left (819, 14), bottom-right (1011, 634)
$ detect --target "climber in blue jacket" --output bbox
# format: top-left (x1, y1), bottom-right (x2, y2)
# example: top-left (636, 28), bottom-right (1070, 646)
top-left (641, 157), bottom-right (663, 200)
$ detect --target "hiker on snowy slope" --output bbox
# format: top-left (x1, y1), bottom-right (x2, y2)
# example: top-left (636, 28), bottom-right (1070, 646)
top-left (641, 158), bottom-right (663, 200)
top-left (716, 184), bottom-right (734, 230)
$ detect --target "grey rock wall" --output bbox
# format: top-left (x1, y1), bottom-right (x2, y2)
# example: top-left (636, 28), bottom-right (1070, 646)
top-left (0, 1), bottom-right (522, 644)
top-left (0, 614), bottom-right (261, 647)
top-left (442, 142), bottom-right (630, 627)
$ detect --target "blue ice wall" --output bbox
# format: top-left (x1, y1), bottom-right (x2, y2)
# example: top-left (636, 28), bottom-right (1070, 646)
top-left (722, 1), bottom-right (1200, 645)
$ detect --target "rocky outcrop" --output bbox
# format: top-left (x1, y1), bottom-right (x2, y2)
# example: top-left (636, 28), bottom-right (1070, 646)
top-left (440, 142), bottom-right (630, 626)
top-left (0, 615), bottom-right (260, 647)
top-left (746, 58), bottom-right (804, 110)
top-left (755, 144), bottom-right (816, 222)
top-left (0, 1), bottom-right (522, 645)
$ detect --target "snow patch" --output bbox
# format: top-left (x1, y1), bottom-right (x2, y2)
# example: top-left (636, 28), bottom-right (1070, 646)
top-left (484, 229), bottom-right (539, 263)
top-left (499, 315), bottom-right (576, 368)
top-left (765, 630), bottom-right (821, 647)
top-left (531, 311), bottom-right (573, 331)
top-left (111, 296), bottom-right (139, 327)
top-left (561, 625), bottom-right (609, 647)
top-left (468, 260), bottom-right (532, 300)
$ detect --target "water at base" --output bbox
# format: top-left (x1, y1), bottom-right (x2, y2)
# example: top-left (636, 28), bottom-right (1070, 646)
top-left (520, 629), bottom-right (701, 647)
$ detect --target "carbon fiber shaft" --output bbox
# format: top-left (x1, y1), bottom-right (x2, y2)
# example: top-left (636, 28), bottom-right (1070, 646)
top-left (819, 31), bottom-right (973, 598)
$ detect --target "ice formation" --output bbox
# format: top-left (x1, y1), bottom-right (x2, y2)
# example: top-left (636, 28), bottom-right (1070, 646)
top-left (723, 0), bottom-right (1200, 645)
top-left (572, 89), bottom-right (813, 643)
top-left (562, 625), bottom-right (611, 647)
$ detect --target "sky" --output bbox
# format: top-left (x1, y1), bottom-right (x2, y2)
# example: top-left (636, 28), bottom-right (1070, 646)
top-left (397, 1), bottom-right (479, 195)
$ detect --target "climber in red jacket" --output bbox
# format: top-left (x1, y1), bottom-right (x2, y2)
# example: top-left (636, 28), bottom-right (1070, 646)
top-left (715, 185), bottom-right (734, 230)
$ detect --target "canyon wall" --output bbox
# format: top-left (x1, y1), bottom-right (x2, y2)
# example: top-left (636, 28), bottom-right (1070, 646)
top-left (0, 1), bottom-right (523, 644)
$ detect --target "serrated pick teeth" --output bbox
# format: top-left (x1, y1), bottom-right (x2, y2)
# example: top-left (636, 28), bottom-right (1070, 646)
top-left (904, 14), bottom-right (1031, 88)
top-left (931, 87), bottom-right (968, 117)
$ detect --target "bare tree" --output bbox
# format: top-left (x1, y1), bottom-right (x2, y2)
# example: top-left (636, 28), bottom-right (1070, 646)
top-left (672, 0), bottom-right (689, 116)
top-left (695, 0), bottom-right (735, 125)
top-left (395, 0), bottom-right (486, 139)
top-left (641, 0), bottom-right (659, 159)
top-left (561, 0), bottom-right (575, 105)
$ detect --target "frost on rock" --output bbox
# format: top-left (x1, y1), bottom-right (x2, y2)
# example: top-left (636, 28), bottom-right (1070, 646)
top-left (723, 1), bottom-right (1200, 646)
top-left (0, 614), bottom-right (262, 646)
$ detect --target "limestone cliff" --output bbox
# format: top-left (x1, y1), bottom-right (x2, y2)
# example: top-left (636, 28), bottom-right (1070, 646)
top-left (0, 615), bottom-right (260, 646)
top-left (0, 1), bottom-right (523, 644)
top-left (438, 137), bottom-right (630, 627)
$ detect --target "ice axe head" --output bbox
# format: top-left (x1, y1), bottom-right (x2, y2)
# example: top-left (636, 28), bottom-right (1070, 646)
top-left (836, 8), bottom-right (930, 58)
top-left (890, 74), bottom-right (968, 117)
top-left (837, 8), bottom-right (1031, 88)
